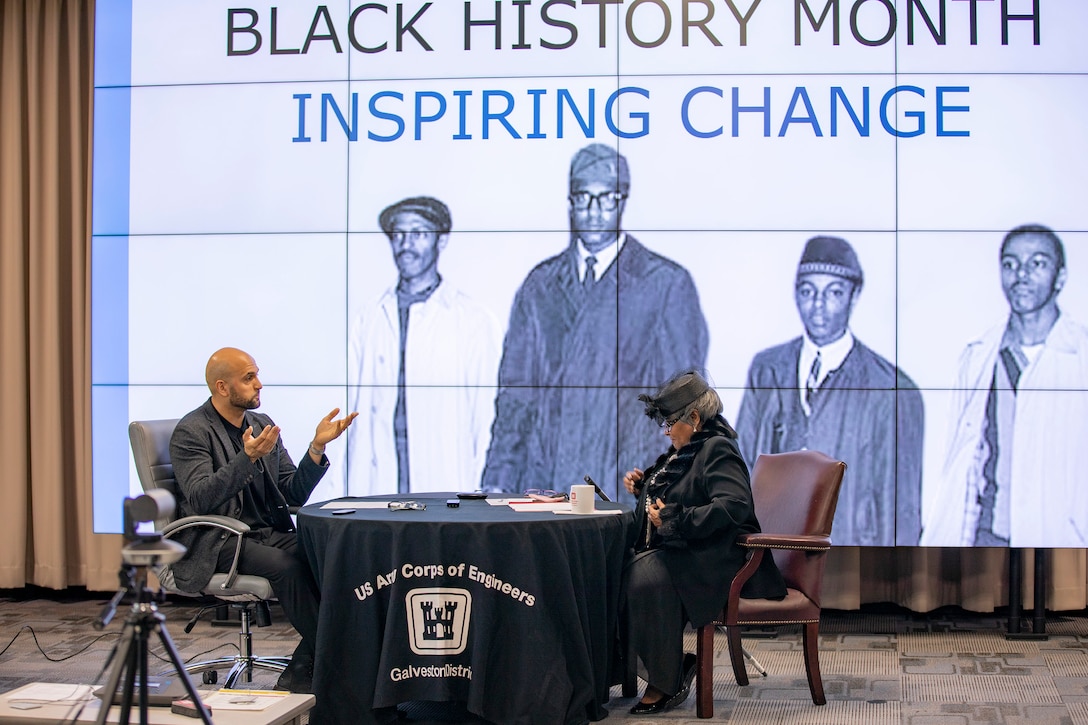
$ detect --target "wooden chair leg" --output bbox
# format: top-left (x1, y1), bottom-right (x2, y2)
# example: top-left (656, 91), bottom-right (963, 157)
top-left (696, 624), bottom-right (714, 718)
top-left (726, 624), bottom-right (749, 687)
top-left (802, 621), bottom-right (826, 705)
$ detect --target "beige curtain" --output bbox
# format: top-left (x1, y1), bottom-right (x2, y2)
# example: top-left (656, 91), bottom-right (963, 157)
top-left (0, 0), bottom-right (1083, 611)
top-left (0, 0), bottom-right (121, 591)
top-left (821, 547), bottom-right (1087, 612)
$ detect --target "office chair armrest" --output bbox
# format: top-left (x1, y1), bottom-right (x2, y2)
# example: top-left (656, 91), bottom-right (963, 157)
top-left (737, 533), bottom-right (831, 552)
top-left (161, 515), bottom-right (252, 590)
top-left (161, 515), bottom-right (252, 538)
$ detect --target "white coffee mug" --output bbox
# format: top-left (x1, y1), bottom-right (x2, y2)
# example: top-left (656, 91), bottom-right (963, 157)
top-left (570, 484), bottom-right (595, 514)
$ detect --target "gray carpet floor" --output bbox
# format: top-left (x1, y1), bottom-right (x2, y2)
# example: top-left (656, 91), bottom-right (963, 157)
top-left (2, 587), bottom-right (1088, 724)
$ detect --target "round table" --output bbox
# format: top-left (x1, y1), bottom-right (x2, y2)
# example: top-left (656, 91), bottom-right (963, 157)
top-left (297, 493), bottom-right (633, 725)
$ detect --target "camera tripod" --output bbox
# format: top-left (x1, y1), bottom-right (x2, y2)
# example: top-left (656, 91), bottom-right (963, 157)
top-left (93, 563), bottom-right (213, 725)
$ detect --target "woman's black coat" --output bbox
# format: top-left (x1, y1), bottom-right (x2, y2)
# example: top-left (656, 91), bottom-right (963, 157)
top-left (632, 425), bottom-right (786, 627)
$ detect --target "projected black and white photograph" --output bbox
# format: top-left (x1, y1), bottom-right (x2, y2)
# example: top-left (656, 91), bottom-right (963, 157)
top-left (91, 0), bottom-right (1088, 547)
top-left (900, 227), bottom-right (1088, 548)
top-left (480, 143), bottom-right (710, 495)
top-left (734, 234), bottom-right (921, 547)
top-left (345, 196), bottom-right (502, 496)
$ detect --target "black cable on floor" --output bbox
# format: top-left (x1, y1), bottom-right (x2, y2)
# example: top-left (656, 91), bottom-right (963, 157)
top-left (0, 624), bottom-right (119, 662)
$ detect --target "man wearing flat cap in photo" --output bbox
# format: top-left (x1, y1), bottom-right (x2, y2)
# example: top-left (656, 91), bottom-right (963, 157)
top-left (346, 196), bottom-right (501, 495)
top-left (736, 236), bottom-right (924, 545)
top-left (480, 144), bottom-right (708, 498)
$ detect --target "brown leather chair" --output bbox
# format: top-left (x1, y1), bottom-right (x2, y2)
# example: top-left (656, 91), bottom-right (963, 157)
top-left (695, 450), bottom-right (846, 717)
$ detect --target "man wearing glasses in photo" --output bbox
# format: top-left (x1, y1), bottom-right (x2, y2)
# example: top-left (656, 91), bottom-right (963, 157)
top-left (481, 143), bottom-right (708, 499)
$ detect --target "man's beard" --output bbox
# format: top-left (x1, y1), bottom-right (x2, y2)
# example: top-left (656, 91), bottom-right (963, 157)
top-left (230, 390), bottom-right (260, 410)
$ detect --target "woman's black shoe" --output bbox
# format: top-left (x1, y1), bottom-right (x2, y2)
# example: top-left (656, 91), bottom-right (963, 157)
top-left (665, 652), bottom-right (697, 707)
top-left (629, 653), bottom-right (698, 715)
top-left (274, 653), bottom-right (314, 694)
top-left (629, 696), bottom-right (674, 715)
top-left (677, 652), bottom-right (697, 697)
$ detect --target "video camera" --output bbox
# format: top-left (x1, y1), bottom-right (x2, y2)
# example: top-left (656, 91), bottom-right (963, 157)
top-left (120, 489), bottom-right (185, 567)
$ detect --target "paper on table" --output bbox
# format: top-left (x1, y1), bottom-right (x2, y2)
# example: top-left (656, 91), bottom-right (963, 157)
top-left (508, 502), bottom-right (571, 513)
top-left (486, 497), bottom-right (532, 505)
top-left (319, 500), bottom-right (391, 509)
top-left (202, 690), bottom-right (285, 710)
top-left (7, 684), bottom-right (93, 704)
top-left (554, 509), bottom-right (625, 515)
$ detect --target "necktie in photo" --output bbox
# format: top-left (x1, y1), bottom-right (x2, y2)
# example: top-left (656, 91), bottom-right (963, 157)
top-left (583, 255), bottom-right (597, 290)
top-left (805, 351), bottom-right (822, 411)
top-left (999, 346), bottom-right (1025, 392)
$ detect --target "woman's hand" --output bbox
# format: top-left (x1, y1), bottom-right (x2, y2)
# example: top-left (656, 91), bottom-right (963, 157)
top-left (648, 497), bottom-right (666, 528)
top-left (623, 467), bottom-right (644, 495)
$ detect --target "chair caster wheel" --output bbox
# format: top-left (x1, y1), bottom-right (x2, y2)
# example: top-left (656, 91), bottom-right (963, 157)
top-left (202, 671), bottom-right (218, 685)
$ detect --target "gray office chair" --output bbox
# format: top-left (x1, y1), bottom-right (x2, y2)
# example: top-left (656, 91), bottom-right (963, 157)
top-left (128, 419), bottom-right (290, 687)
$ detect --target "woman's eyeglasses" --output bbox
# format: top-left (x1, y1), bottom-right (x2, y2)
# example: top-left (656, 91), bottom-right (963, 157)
top-left (658, 413), bottom-right (689, 432)
top-left (387, 500), bottom-right (427, 511)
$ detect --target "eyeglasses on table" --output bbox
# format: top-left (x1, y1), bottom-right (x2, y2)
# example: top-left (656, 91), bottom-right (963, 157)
top-left (524, 489), bottom-right (569, 501)
top-left (387, 500), bottom-right (427, 511)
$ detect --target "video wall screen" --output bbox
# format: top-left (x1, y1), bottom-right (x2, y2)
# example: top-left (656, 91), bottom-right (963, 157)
top-left (92, 1), bottom-right (1088, 547)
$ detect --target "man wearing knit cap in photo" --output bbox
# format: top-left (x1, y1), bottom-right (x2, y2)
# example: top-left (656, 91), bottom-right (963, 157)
top-left (480, 144), bottom-right (708, 498)
top-left (346, 196), bottom-right (501, 495)
top-left (736, 236), bottom-right (924, 545)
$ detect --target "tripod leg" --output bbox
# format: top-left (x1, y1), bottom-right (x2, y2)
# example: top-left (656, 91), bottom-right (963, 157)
top-left (153, 615), bottom-right (214, 725)
top-left (119, 638), bottom-right (139, 725)
top-left (742, 646), bottom-right (768, 677)
top-left (94, 619), bottom-right (137, 725)
top-left (137, 619), bottom-right (152, 725)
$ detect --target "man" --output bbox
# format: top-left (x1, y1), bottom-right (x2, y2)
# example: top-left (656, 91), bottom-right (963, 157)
top-left (923, 224), bottom-right (1088, 547)
top-left (346, 196), bottom-right (501, 495)
top-left (170, 347), bottom-right (357, 693)
top-left (736, 236), bottom-right (924, 546)
top-left (480, 143), bottom-right (708, 496)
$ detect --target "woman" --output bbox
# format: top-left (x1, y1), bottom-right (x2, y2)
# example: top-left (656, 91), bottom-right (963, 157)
top-left (622, 370), bottom-right (786, 715)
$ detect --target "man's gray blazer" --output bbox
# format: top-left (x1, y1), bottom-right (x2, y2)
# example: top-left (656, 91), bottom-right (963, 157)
top-left (168, 398), bottom-right (328, 591)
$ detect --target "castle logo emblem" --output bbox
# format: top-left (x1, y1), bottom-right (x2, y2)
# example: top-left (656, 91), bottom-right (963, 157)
top-left (405, 588), bottom-right (472, 655)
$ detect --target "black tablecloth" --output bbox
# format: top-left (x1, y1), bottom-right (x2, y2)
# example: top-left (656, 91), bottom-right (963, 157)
top-left (298, 494), bottom-right (633, 725)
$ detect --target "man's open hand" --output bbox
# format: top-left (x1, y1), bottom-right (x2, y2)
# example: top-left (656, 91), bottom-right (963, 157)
top-left (243, 424), bottom-right (281, 462)
top-left (312, 408), bottom-right (359, 449)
